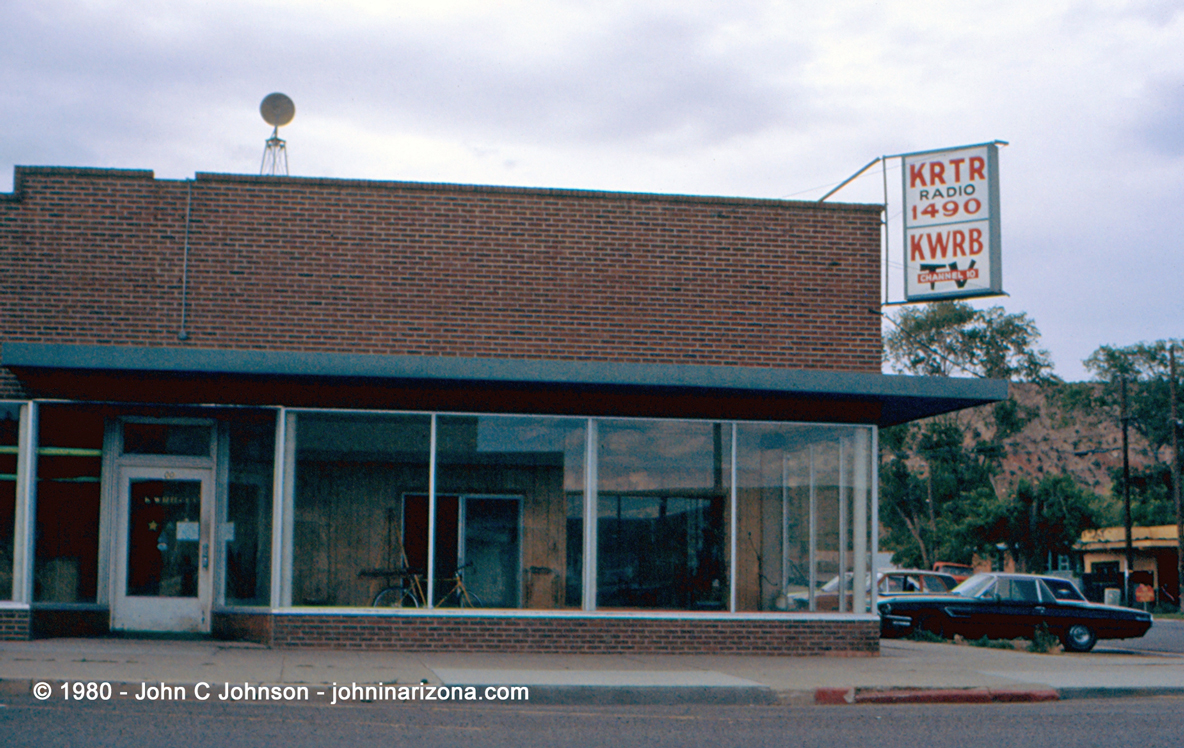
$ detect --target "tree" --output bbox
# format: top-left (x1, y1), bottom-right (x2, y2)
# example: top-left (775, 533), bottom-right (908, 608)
top-left (969, 474), bottom-right (1104, 574)
top-left (878, 419), bottom-right (1001, 568)
top-left (885, 301), bottom-right (1057, 382)
top-left (1084, 340), bottom-right (1184, 462)
top-left (879, 301), bottom-right (1060, 569)
top-left (1110, 463), bottom-right (1176, 527)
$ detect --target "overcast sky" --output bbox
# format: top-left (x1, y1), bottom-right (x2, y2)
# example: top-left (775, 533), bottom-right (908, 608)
top-left (3, 0), bottom-right (1181, 381)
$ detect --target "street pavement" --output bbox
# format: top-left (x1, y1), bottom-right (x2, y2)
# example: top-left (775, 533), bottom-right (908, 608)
top-left (3, 634), bottom-right (1184, 705)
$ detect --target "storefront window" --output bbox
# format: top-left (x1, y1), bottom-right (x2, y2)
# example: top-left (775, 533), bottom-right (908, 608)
top-left (34, 405), bottom-right (104, 603)
top-left (735, 424), bottom-right (872, 612)
top-left (277, 410), bottom-right (874, 616)
top-left (291, 413), bottom-right (430, 606)
top-left (223, 415), bottom-right (275, 606)
top-left (123, 421), bottom-right (212, 457)
top-left (435, 415), bottom-right (585, 609)
top-left (596, 420), bottom-right (730, 610)
top-left (0, 403), bottom-right (19, 600)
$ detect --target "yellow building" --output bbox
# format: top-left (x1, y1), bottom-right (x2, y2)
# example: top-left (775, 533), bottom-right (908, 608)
top-left (1078, 525), bottom-right (1182, 606)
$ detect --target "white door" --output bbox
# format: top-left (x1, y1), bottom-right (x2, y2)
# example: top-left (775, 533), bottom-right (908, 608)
top-left (112, 467), bottom-right (214, 632)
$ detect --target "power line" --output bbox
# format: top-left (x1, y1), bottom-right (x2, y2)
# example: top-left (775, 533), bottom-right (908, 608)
top-left (874, 307), bottom-right (986, 379)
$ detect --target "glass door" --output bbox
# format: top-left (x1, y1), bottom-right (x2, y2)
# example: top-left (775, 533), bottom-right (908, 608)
top-left (112, 467), bottom-right (214, 632)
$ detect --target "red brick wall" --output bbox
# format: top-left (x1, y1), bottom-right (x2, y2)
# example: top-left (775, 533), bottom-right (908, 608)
top-left (0, 166), bottom-right (883, 398)
top-left (0, 608), bottom-right (30, 641)
top-left (271, 613), bottom-right (879, 655)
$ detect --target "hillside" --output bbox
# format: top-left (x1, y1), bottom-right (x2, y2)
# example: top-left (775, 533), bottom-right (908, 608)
top-left (905, 381), bottom-right (1159, 499)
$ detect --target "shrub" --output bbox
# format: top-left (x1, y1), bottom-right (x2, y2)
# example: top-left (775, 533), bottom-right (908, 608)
top-left (1027, 623), bottom-right (1060, 653)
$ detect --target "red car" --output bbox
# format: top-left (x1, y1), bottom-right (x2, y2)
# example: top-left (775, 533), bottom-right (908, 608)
top-left (932, 562), bottom-right (975, 583)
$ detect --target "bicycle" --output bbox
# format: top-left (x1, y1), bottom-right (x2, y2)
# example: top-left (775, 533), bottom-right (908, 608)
top-left (360, 548), bottom-right (427, 608)
top-left (434, 562), bottom-right (482, 608)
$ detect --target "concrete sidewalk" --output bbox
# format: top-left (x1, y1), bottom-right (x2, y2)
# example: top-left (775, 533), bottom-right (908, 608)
top-left (2, 637), bottom-right (1183, 705)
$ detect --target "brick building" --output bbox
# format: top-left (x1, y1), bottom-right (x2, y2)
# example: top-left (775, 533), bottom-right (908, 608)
top-left (0, 166), bottom-right (1004, 653)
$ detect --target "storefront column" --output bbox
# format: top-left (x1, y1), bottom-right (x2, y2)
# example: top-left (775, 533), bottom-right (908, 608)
top-left (12, 402), bottom-right (37, 605)
top-left (869, 426), bottom-right (879, 610)
top-left (271, 409), bottom-right (296, 608)
top-left (582, 419), bottom-right (598, 611)
top-left (426, 414), bottom-right (437, 609)
top-left (728, 422), bottom-right (737, 612)
top-left (808, 444), bottom-right (817, 610)
top-left (852, 427), bottom-right (870, 614)
top-left (838, 437), bottom-right (849, 613)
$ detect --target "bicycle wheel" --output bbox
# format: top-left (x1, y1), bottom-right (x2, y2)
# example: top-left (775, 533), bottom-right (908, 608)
top-left (373, 586), bottom-right (419, 608)
top-left (458, 588), bottom-right (482, 608)
top-left (373, 587), bottom-right (402, 607)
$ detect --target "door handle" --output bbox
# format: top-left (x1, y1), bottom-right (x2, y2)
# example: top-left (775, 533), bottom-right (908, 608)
top-left (201, 543), bottom-right (209, 570)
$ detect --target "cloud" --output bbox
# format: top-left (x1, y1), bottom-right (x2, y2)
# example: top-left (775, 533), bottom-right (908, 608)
top-left (1133, 76), bottom-right (1184, 157)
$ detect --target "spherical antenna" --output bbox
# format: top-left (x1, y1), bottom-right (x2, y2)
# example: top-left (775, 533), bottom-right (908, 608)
top-left (260, 93), bottom-right (295, 128)
top-left (259, 93), bottom-right (294, 176)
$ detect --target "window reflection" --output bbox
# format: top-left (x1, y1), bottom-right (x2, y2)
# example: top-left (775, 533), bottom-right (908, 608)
top-left (292, 413), bottom-right (430, 606)
top-left (596, 420), bottom-right (729, 610)
top-left (436, 416), bottom-right (585, 609)
top-left (735, 424), bottom-right (872, 612)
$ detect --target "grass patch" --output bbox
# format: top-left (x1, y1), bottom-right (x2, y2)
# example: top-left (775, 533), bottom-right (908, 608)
top-left (968, 635), bottom-right (1015, 650)
top-left (1027, 623), bottom-right (1061, 654)
top-left (908, 628), bottom-right (945, 643)
top-left (1151, 604), bottom-right (1184, 619)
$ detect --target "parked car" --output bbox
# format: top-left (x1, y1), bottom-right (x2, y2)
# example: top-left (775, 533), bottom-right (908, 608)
top-left (878, 572), bottom-right (1153, 652)
top-left (791, 569), bottom-right (958, 611)
top-left (932, 561), bottom-right (975, 583)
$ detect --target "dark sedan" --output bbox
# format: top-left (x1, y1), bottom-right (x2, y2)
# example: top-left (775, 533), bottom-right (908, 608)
top-left (878, 572), bottom-right (1153, 652)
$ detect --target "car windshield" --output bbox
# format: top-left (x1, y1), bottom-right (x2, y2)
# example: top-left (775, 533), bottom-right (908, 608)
top-left (951, 574), bottom-right (997, 598)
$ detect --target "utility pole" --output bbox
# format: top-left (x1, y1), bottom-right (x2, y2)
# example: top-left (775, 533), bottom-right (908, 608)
top-left (1122, 376), bottom-right (1133, 606)
top-left (1171, 344), bottom-right (1182, 614)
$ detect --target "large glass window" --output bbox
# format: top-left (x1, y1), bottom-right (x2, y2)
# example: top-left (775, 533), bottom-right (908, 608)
top-left (735, 424), bottom-right (872, 612)
top-left (0, 403), bottom-right (19, 600)
top-left (435, 415), bottom-right (585, 609)
top-left (34, 405), bottom-right (104, 603)
top-left (292, 413), bottom-right (430, 606)
top-left (275, 411), bottom-right (874, 616)
top-left (596, 420), bottom-right (730, 610)
top-left (222, 415), bottom-right (275, 606)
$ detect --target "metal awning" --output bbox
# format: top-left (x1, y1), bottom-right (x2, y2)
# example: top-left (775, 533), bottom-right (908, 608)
top-left (1, 343), bottom-right (1007, 426)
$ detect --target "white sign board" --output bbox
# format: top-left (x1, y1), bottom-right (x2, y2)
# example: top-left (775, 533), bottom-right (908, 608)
top-left (903, 143), bottom-right (1002, 301)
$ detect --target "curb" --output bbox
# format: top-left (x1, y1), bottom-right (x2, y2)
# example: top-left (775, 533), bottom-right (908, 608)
top-left (502, 685), bottom-right (779, 706)
top-left (815, 687), bottom-right (1060, 705)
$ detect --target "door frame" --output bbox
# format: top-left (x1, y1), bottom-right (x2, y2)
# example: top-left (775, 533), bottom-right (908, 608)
top-left (457, 494), bottom-right (523, 608)
top-left (105, 416), bottom-right (221, 634)
top-left (111, 465), bottom-right (215, 632)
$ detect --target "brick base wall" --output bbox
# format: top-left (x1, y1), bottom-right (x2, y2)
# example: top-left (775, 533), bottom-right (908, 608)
top-left (30, 608), bottom-right (109, 639)
top-left (0, 607), bottom-right (31, 641)
top-left (271, 613), bottom-right (879, 656)
top-left (212, 611), bottom-right (273, 645)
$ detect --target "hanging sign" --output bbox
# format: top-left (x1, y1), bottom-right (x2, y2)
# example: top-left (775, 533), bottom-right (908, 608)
top-left (903, 143), bottom-right (1002, 301)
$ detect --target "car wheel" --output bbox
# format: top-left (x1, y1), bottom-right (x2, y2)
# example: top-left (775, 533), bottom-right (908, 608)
top-left (1062, 624), bottom-right (1097, 653)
